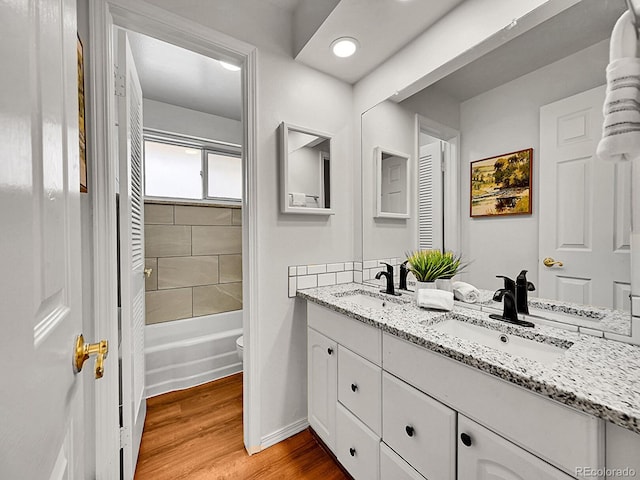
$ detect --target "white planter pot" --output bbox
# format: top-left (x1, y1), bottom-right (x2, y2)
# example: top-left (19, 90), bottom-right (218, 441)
top-left (415, 281), bottom-right (437, 293)
top-left (436, 278), bottom-right (453, 292)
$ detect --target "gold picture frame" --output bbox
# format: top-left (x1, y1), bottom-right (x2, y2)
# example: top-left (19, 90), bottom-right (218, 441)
top-left (78, 35), bottom-right (87, 193)
top-left (470, 148), bottom-right (533, 218)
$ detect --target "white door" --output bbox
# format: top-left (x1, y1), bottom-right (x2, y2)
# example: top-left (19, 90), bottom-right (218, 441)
top-left (116, 29), bottom-right (146, 479)
top-left (0, 1), bottom-right (87, 478)
top-left (381, 154), bottom-right (408, 214)
top-left (308, 328), bottom-right (337, 451)
top-left (539, 85), bottom-right (631, 310)
top-left (418, 141), bottom-right (444, 251)
top-left (457, 416), bottom-right (574, 480)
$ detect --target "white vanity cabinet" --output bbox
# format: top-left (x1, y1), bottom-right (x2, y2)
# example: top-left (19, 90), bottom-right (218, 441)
top-left (458, 415), bottom-right (575, 480)
top-left (306, 302), bottom-right (640, 480)
top-left (307, 327), bottom-right (337, 450)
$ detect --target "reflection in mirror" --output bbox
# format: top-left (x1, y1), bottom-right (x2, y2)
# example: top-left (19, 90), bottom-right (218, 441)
top-left (359, 0), bottom-right (633, 336)
top-left (279, 122), bottom-right (333, 214)
top-left (376, 147), bottom-right (410, 218)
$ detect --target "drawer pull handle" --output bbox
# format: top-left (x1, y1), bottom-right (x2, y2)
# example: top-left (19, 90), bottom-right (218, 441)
top-left (349, 447), bottom-right (356, 457)
top-left (351, 383), bottom-right (358, 392)
top-left (405, 425), bottom-right (415, 437)
top-left (460, 433), bottom-right (472, 447)
top-left (327, 347), bottom-right (333, 355)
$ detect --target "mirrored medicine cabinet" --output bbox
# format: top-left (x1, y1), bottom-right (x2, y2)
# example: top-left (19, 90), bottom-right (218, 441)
top-left (279, 122), bottom-right (333, 215)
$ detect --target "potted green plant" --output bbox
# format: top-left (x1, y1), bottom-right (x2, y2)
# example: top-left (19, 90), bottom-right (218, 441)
top-left (434, 251), bottom-right (465, 292)
top-left (406, 250), bottom-right (466, 292)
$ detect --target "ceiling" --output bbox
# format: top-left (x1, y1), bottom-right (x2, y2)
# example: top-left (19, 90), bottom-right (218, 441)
top-left (417, 0), bottom-right (625, 103)
top-left (127, 31), bottom-right (242, 120)
top-left (295, 0), bottom-right (466, 84)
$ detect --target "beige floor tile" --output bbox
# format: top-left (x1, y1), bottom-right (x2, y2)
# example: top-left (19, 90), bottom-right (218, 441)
top-left (145, 288), bottom-right (192, 324)
top-left (145, 225), bottom-right (191, 257)
top-left (174, 205), bottom-right (233, 226)
top-left (192, 226), bottom-right (241, 255)
top-left (144, 203), bottom-right (174, 224)
top-left (145, 258), bottom-right (158, 291)
top-left (193, 283), bottom-right (242, 316)
top-left (232, 208), bottom-right (242, 225)
top-left (158, 256), bottom-right (219, 289)
top-left (220, 254), bottom-right (242, 283)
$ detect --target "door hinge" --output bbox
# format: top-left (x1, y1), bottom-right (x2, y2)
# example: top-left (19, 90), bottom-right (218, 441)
top-left (441, 157), bottom-right (446, 173)
top-left (120, 426), bottom-right (130, 449)
top-left (114, 68), bottom-right (126, 97)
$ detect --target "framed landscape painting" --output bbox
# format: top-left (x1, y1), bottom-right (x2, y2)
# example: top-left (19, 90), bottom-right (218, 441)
top-left (470, 148), bottom-right (532, 218)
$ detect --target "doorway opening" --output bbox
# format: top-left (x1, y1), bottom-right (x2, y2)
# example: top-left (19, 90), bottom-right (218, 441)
top-left (114, 26), bottom-right (246, 477)
top-left (89, 2), bottom-right (259, 477)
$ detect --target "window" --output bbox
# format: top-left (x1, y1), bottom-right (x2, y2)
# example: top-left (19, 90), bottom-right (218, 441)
top-left (144, 136), bottom-right (242, 203)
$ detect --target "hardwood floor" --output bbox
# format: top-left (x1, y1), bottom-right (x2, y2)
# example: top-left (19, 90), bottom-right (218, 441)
top-left (134, 373), bottom-right (349, 480)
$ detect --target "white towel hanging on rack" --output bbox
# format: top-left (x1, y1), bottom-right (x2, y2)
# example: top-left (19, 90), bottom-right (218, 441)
top-left (596, 9), bottom-right (640, 163)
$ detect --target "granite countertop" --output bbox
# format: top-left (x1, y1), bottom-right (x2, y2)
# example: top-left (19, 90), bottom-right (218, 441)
top-left (297, 282), bottom-right (640, 435)
top-left (474, 289), bottom-right (632, 336)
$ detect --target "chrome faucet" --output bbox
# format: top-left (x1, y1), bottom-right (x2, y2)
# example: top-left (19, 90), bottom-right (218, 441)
top-left (375, 263), bottom-right (401, 296)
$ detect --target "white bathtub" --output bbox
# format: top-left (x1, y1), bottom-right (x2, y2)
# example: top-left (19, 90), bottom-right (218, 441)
top-left (144, 310), bottom-right (243, 398)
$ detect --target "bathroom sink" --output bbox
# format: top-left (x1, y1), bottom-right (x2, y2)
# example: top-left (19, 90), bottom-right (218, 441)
top-left (337, 291), bottom-right (405, 310)
top-left (432, 319), bottom-right (568, 365)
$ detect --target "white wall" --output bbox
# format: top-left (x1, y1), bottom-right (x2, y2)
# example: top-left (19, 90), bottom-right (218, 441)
top-left (257, 50), bottom-right (353, 439)
top-left (143, 99), bottom-right (242, 144)
top-left (459, 39), bottom-right (608, 291)
top-left (361, 100), bottom-right (416, 261)
top-left (289, 146), bottom-right (322, 200)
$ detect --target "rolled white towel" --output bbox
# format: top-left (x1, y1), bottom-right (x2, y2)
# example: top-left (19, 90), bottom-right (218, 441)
top-left (596, 10), bottom-right (640, 163)
top-left (452, 281), bottom-right (480, 303)
top-left (290, 192), bottom-right (306, 207)
top-left (416, 288), bottom-right (454, 311)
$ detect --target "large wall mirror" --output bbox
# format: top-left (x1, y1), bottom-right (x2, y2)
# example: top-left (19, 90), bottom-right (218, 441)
top-left (280, 122), bottom-right (333, 215)
top-left (359, 0), bottom-right (634, 337)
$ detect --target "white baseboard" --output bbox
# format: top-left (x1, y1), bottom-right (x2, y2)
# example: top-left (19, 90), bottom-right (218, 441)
top-left (260, 418), bottom-right (309, 450)
top-left (145, 312), bottom-right (243, 398)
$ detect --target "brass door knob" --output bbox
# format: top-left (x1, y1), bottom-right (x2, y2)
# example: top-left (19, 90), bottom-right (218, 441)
top-left (144, 268), bottom-right (153, 278)
top-left (543, 257), bottom-right (564, 268)
top-left (74, 334), bottom-right (109, 379)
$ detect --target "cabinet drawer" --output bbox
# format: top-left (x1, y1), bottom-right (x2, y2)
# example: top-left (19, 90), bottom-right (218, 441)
top-left (338, 345), bottom-right (382, 435)
top-left (382, 372), bottom-right (456, 480)
top-left (383, 332), bottom-right (604, 475)
top-left (308, 302), bottom-right (381, 365)
top-left (336, 403), bottom-right (380, 480)
top-left (458, 415), bottom-right (575, 480)
top-left (380, 442), bottom-right (426, 480)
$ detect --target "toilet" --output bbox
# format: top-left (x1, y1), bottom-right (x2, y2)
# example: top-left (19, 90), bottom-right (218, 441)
top-left (235, 335), bottom-right (243, 361)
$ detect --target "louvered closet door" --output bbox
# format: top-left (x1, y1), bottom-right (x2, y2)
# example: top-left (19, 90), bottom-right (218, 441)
top-left (117, 29), bottom-right (146, 479)
top-left (418, 141), bottom-right (444, 251)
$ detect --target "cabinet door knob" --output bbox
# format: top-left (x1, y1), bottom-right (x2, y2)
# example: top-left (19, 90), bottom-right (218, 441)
top-left (327, 347), bottom-right (333, 355)
top-left (351, 383), bottom-right (358, 392)
top-left (405, 425), bottom-right (415, 437)
top-left (460, 433), bottom-right (472, 447)
top-left (349, 447), bottom-right (356, 457)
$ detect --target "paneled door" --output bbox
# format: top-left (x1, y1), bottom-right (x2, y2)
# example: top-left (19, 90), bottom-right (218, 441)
top-left (0, 0), bottom-right (86, 478)
top-left (116, 29), bottom-right (147, 479)
top-left (539, 85), bottom-right (631, 310)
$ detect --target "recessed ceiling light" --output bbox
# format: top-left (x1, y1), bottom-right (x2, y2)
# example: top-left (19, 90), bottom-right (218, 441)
top-left (331, 37), bottom-right (359, 58)
top-left (220, 61), bottom-right (241, 72)
top-left (184, 148), bottom-right (200, 155)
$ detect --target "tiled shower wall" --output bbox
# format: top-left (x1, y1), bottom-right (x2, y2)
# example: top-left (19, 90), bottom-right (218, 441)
top-left (144, 201), bottom-right (242, 324)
